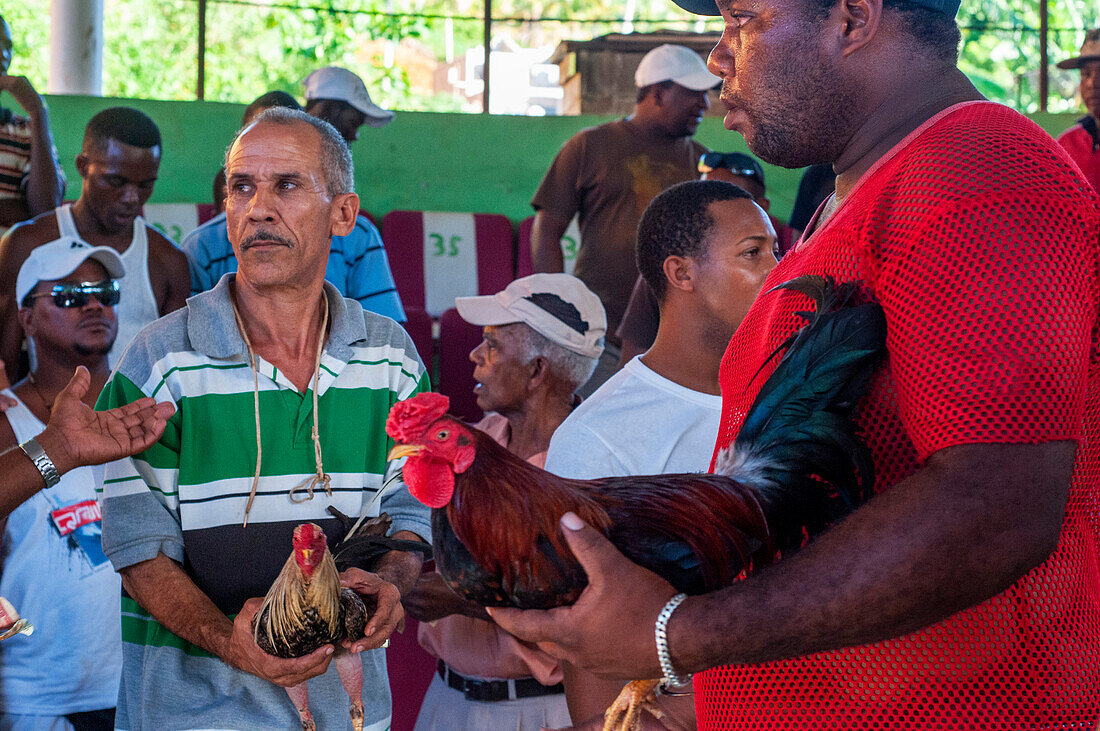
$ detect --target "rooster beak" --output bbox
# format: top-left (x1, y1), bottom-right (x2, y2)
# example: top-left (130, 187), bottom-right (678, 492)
top-left (300, 548), bottom-right (313, 563)
top-left (388, 444), bottom-right (423, 460)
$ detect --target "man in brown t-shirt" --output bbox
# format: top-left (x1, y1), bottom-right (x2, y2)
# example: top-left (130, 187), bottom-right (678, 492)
top-left (530, 44), bottom-right (717, 395)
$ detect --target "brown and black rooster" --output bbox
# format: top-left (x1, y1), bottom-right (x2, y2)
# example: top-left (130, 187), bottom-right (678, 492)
top-left (252, 522), bottom-right (367, 731)
top-left (386, 275), bottom-right (886, 729)
top-left (252, 513), bottom-right (432, 731)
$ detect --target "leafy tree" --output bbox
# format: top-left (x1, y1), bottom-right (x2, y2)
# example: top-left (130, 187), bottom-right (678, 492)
top-left (1, 0), bottom-right (1097, 114)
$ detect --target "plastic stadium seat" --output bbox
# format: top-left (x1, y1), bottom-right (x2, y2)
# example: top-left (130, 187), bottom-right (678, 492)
top-left (402, 308), bottom-right (435, 384)
top-left (386, 617), bottom-right (436, 731)
top-left (143, 203), bottom-right (202, 244)
top-left (516, 214), bottom-right (581, 278)
top-left (197, 203), bottom-right (219, 225)
top-left (438, 308), bottom-right (485, 423)
top-left (381, 211), bottom-right (515, 317)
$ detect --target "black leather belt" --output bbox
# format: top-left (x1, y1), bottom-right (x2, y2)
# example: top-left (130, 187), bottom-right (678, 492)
top-left (437, 660), bottom-right (565, 702)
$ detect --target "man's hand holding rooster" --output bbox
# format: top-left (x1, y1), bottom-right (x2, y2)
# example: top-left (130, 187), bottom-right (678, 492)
top-left (226, 597), bottom-right (335, 687)
top-left (489, 512), bottom-right (680, 680)
top-left (338, 529), bottom-right (427, 653)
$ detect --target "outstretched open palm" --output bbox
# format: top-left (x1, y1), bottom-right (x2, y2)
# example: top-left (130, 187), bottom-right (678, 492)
top-left (41, 366), bottom-right (175, 473)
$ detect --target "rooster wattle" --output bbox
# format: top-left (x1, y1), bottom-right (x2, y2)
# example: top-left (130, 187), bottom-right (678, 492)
top-left (386, 275), bottom-right (887, 729)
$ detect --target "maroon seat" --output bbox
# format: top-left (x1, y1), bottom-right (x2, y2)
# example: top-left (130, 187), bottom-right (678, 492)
top-left (386, 617), bottom-right (437, 731)
top-left (381, 211), bottom-right (515, 317)
top-left (402, 308), bottom-right (435, 384)
top-left (197, 203), bottom-right (218, 225)
top-left (438, 308), bottom-right (485, 423)
top-left (517, 216), bottom-right (535, 278)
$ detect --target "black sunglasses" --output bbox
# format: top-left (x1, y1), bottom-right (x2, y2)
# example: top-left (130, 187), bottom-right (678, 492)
top-left (24, 280), bottom-right (121, 309)
top-left (698, 153), bottom-right (761, 180)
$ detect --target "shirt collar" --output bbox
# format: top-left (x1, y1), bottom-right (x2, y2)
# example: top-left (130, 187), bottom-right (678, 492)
top-left (186, 274), bottom-right (366, 362)
top-left (1078, 114), bottom-right (1100, 152)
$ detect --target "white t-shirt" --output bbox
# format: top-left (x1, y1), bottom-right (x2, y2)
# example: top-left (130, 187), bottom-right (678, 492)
top-left (545, 357), bottom-right (722, 479)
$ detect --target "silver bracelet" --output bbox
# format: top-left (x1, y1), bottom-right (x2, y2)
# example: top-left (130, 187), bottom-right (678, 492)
top-left (655, 592), bottom-right (691, 691)
top-left (19, 437), bottom-right (61, 489)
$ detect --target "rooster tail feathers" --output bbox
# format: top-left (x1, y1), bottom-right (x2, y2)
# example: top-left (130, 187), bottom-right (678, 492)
top-left (716, 275), bottom-right (886, 551)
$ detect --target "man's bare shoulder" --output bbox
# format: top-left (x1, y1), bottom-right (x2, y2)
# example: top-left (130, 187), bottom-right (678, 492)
top-left (144, 226), bottom-right (188, 259)
top-left (2, 211), bottom-right (62, 255)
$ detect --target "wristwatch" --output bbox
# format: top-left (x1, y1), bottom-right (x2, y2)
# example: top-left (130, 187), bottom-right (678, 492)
top-left (19, 437), bottom-right (61, 488)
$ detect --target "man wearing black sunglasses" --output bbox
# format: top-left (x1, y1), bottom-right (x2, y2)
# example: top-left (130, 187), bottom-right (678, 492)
top-left (0, 236), bottom-right (126, 730)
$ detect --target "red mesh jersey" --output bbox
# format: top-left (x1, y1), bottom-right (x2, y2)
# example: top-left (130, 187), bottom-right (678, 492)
top-left (700, 102), bottom-right (1100, 729)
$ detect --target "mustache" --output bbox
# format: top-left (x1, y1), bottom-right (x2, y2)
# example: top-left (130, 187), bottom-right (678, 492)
top-left (242, 230), bottom-right (294, 248)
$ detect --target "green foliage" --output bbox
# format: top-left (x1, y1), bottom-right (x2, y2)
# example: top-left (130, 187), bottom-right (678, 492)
top-left (958, 0), bottom-right (1097, 113)
top-left (1, 0), bottom-right (1097, 114)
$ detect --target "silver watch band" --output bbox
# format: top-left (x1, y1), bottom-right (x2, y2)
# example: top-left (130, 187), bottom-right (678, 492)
top-left (19, 437), bottom-right (61, 489)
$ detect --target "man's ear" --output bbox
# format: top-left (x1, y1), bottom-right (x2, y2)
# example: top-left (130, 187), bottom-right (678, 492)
top-left (75, 153), bottom-right (89, 178)
top-left (527, 355), bottom-right (550, 391)
top-left (331, 191), bottom-right (360, 238)
top-left (16, 305), bottom-right (35, 340)
top-left (662, 255), bottom-right (696, 295)
top-left (837, 0), bottom-right (883, 58)
top-left (758, 195), bottom-right (772, 213)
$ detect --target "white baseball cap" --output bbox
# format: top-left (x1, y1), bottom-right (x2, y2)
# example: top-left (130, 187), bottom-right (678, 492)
top-left (455, 274), bottom-right (606, 359)
top-left (16, 237), bottom-right (126, 306)
top-left (303, 67), bottom-right (395, 128)
top-left (635, 44), bottom-right (720, 91)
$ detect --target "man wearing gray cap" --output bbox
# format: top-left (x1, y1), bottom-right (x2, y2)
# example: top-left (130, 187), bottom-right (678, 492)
top-left (405, 273), bottom-right (602, 731)
top-left (491, 0), bottom-right (1100, 728)
top-left (1056, 29), bottom-right (1100, 193)
top-left (530, 44), bottom-right (717, 397)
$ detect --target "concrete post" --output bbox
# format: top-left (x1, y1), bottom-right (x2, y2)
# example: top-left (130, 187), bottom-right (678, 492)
top-left (48, 0), bottom-right (103, 95)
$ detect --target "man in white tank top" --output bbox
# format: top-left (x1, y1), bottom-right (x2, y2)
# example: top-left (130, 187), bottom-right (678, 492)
top-left (0, 236), bottom-right (128, 730)
top-left (0, 106), bottom-right (190, 382)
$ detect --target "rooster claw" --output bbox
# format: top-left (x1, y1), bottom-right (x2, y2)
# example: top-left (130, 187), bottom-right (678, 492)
top-left (602, 679), bottom-right (663, 731)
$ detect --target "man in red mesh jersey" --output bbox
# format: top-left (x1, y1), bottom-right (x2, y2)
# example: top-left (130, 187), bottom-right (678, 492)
top-left (491, 0), bottom-right (1100, 728)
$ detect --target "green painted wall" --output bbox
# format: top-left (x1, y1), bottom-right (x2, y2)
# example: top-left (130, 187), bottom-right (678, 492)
top-left (37, 94), bottom-right (1083, 225)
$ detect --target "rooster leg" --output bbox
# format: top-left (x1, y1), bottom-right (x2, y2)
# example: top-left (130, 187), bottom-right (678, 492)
top-left (602, 679), bottom-right (663, 731)
top-left (334, 649), bottom-right (364, 731)
top-left (285, 681), bottom-right (316, 731)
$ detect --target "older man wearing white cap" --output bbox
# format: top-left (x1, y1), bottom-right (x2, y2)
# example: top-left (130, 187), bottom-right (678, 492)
top-left (1056, 29), bottom-right (1100, 193)
top-left (404, 273), bottom-right (603, 731)
top-left (304, 66), bottom-right (394, 144)
top-left (1, 236), bottom-right (127, 728)
top-left (530, 44), bottom-right (719, 397)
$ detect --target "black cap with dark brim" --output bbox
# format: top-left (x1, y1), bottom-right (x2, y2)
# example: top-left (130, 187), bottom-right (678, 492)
top-left (671, 0), bottom-right (961, 17)
top-left (671, 0), bottom-right (719, 15)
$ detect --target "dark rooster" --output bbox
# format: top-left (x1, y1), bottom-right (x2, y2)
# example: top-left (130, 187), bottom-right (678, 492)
top-left (252, 522), bottom-right (368, 731)
top-left (386, 275), bottom-right (886, 728)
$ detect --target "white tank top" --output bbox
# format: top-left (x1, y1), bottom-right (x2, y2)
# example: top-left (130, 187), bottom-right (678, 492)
top-left (0, 389), bottom-right (122, 713)
top-left (56, 204), bottom-right (160, 368)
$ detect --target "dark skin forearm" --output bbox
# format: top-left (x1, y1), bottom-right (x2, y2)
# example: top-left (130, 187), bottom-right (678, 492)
top-left (0, 439), bottom-right (54, 519)
top-left (120, 552), bottom-right (235, 658)
top-left (369, 530), bottom-right (425, 597)
top-left (671, 441), bottom-right (1073, 672)
top-left (22, 101), bottom-right (64, 217)
top-left (531, 209), bottom-right (569, 273)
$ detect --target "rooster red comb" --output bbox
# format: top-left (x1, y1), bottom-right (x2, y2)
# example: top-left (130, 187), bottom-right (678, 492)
top-left (386, 392), bottom-right (452, 443)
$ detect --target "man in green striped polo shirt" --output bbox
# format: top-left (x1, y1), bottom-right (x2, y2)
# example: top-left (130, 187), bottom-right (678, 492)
top-left (97, 107), bottom-right (431, 731)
